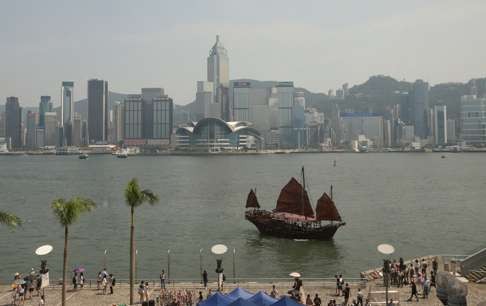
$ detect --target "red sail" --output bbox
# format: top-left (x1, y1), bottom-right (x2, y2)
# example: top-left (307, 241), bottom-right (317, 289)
top-left (316, 193), bottom-right (342, 221)
top-left (275, 177), bottom-right (315, 218)
top-left (246, 189), bottom-right (260, 209)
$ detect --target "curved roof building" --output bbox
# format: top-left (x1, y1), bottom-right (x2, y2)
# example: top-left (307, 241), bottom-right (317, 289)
top-left (175, 118), bottom-right (262, 152)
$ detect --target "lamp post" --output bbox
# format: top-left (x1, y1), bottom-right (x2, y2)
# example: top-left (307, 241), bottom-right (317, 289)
top-left (35, 245), bottom-right (53, 303)
top-left (167, 249), bottom-right (171, 284)
top-left (377, 244), bottom-right (395, 306)
top-left (103, 249), bottom-right (107, 270)
top-left (232, 248), bottom-right (236, 284)
top-left (135, 249), bottom-right (138, 283)
top-left (199, 248), bottom-right (203, 284)
top-left (211, 244), bottom-right (228, 291)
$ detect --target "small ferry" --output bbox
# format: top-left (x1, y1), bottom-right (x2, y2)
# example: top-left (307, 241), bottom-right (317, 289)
top-left (115, 149), bottom-right (129, 158)
top-left (78, 153), bottom-right (89, 160)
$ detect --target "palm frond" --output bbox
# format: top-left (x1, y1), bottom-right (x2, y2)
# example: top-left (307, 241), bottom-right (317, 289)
top-left (0, 211), bottom-right (22, 228)
top-left (51, 197), bottom-right (96, 226)
top-left (124, 178), bottom-right (159, 207)
top-left (141, 189), bottom-right (159, 205)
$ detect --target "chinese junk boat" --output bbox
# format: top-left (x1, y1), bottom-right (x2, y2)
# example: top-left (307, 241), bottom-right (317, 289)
top-left (245, 167), bottom-right (345, 240)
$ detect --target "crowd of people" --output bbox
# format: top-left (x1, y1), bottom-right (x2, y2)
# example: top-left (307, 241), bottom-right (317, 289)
top-left (10, 270), bottom-right (45, 306)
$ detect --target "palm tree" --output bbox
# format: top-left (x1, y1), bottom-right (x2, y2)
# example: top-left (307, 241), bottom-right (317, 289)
top-left (51, 197), bottom-right (95, 306)
top-left (0, 211), bottom-right (22, 228)
top-left (125, 178), bottom-right (159, 305)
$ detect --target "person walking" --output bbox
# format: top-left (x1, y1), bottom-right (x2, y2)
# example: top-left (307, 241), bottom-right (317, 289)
top-left (79, 272), bottom-right (85, 289)
top-left (160, 269), bottom-right (166, 289)
top-left (144, 281), bottom-right (150, 301)
top-left (138, 281), bottom-right (145, 303)
top-left (72, 272), bottom-right (78, 290)
top-left (343, 283), bottom-right (350, 306)
top-left (109, 274), bottom-right (115, 295)
top-left (202, 270), bottom-right (208, 289)
top-left (407, 280), bottom-right (419, 302)
top-left (356, 288), bottom-right (364, 306)
top-left (313, 293), bottom-right (322, 306)
top-left (432, 258), bottom-right (438, 274)
top-left (101, 275), bottom-right (108, 295)
top-left (305, 294), bottom-right (313, 306)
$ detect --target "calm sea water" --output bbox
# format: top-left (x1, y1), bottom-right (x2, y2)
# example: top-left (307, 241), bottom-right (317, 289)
top-left (0, 153), bottom-right (485, 282)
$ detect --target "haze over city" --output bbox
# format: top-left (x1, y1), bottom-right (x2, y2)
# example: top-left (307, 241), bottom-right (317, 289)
top-left (2, 0), bottom-right (486, 106)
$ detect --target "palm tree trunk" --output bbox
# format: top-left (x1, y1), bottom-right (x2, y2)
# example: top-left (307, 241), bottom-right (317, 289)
top-left (129, 206), bottom-right (135, 305)
top-left (62, 225), bottom-right (68, 306)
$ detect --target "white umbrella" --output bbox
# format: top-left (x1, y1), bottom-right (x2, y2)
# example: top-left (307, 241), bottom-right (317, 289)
top-left (289, 272), bottom-right (301, 278)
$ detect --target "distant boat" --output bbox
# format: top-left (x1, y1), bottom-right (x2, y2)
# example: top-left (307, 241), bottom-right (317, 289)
top-left (115, 149), bottom-right (129, 158)
top-left (78, 153), bottom-right (88, 160)
top-left (245, 167), bottom-right (345, 240)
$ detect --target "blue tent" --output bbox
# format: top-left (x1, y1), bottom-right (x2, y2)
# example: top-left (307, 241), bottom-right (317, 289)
top-left (200, 292), bottom-right (233, 306)
top-left (271, 296), bottom-right (304, 306)
top-left (248, 291), bottom-right (278, 306)
top-left (228, 298), bottom-right (259, 306)
top-left (227, 287), bottom-right (254, 301)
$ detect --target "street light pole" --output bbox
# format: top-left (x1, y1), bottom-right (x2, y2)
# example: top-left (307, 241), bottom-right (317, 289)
top-left (167, 249), bottom-right (171, 284)
top-left (377, 244), bottom-right (395, 306)
top-left (103, 249), bottom-right (107, 269)
top-left (199, 248), bottom-right (203, 284)
top-left (232, 248), bottom-right (236, 284)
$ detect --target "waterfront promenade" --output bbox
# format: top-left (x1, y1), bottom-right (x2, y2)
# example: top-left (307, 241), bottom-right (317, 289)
top-left (1, 278), bottom-right (484, 306)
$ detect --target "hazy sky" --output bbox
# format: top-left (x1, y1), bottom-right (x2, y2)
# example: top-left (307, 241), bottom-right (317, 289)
top-left (1, 0), bottom-right (486, 107)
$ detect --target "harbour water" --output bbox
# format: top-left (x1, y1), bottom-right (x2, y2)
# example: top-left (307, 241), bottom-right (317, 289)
top-left (0, 153), bottom-right (485, 282)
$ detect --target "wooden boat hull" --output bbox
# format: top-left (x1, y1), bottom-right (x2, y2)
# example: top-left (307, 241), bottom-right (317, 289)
top-left (245, 210), bottom-right (345, 240)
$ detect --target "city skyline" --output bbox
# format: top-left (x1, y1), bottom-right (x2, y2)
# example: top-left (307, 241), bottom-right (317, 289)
top-left (1, 0), bottom-right (486, 107)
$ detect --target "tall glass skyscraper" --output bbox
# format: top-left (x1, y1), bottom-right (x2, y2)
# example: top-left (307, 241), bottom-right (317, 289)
top-left (207, 35), bottom-right (229, 119)
top-left (88, 79), bottom-right (109, 143)
top-left (61, 81), bottom-right (74, 127)
top-left (38, 96), bottom-right (51, 128)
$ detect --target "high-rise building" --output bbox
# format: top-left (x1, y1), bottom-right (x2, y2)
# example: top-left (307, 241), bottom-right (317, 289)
top-left (447, 119), bottom-right (456, 143)
top-left (72, 113), bottom-right (82, 146)
top-left (276, 82), bottom-right (295, 148)
top-left (61, 81), bottom-right (74, 145)
top-left (26, 111), bottom-right (37, 149)
top-left (433, 105), bottom-right (447, 145)
top-left (113, 102), bottom-right (124, 144)
top-left (123, 89), bottom-right (173, 146)
top-left (88, 79), bottom-right (109, 143)
top-left (5, 97), bottom-right (22, 149)
top-left (38, 96), bottom-right (51, 128)
top-left (0, 112), bottom-right (5, 137)
top-left (396, 91), bottom-right (412, 124)
top-left (411, 80), bottom-right (429, 138)
top-left (61, 82), bottom-right (74, 127)
top-left (460, 95), bottom-right (486, 145)
top-left (81, 120), bottom-right (88, 146)
top-left (44, 112), bottom-right (58, 146)
top-left (340, 112), bottom-right (384, 148)
top-left (196, 81), bottom-right (215, 119)
top-left (35, 128), bottom-right (45, 148)
top-left (207, 35), bottom-right (229, 99)
top-left (124, 95), bottom-right (143, 141)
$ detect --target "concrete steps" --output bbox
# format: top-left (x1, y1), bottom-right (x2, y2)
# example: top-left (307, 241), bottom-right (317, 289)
top-left (465, 264), bottom-right (486, 282)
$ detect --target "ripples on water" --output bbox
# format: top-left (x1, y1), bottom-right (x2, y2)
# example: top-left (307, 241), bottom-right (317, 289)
top-left (0, 153), bottom-right (485, 281)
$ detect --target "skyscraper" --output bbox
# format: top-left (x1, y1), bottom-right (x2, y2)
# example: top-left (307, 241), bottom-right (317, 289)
top-left (5, 97), bottom-right (22, 149)
top-left (460, 95), bottom-right (486, 145)
top-left (411, 80), bottom-right (429, 139)
top-left (113, 102), bottom-right (124, 144)
top-left (207, 35), bottom-right (229, 120)
top-left (39, 96), bottom-right (51, 128)
top-left (61, 81), bottom-right (74, 145)
top-left (44, 112), bottom-right (58, 146)
top-left (0, 112), bottom-right (5, 138)
top-left (72, 113), bottom-right (82, 146)
top-left (61, 82), bottom-right (74, 127)
top-left (26, 111), bottom-right (37, 149)
top-left (88, 79), bottom-right (109, 143)
top-left (433, 105), bottom-right (447, 145)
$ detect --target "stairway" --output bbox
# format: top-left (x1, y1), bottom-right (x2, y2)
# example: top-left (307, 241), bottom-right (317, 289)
top-left (465, 264), bottom-right (486, 282)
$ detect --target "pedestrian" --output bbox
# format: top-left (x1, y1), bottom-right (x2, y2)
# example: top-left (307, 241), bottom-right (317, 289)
top-left (198, 291), bottom-right (204, 305)
top-left (421, 259), bottom-right (427, 275)
top-left (202, 270), bottom-right (208, 289)
top-left (430, 270), bottom-right (436, 288)
top-left (387, 298), bottom-right (394, 306)
top-left (413, 259), bottom-right (420, 276)
top-left (432, 258), bottom-right (438, 274)
top-left (38, 294), bottom-right (45, 306)
top-left (79, 272), bottom-right (85, 289)
top-left (313, 293), bottom-right (322, 306)
top-left (356, 288), bottom-right (364, 306)
top-left (407, 280), bottom-right (419, 302)
top-left (109, 274), bottom-right (115, 295)
top-left (343, 283), bottom-right (350, 306)
top-left (72, 272), bottom-right (77, 290)
top-left (101, 275), bottom-right (108, 295)
top-left (144, 281), bottom-right (150, 301)
top-left (305, 294), bottom-right (313, 306)
top-left (160, 269), bottom-right (166, 289)
top-left (270, 285), bottom-right (279, 298)
top-left (138, 281), bottom-right (145, 303)
top-left (97, 271), bottom-right (102, 290)
top-left (423, 277), bottom-right (430, 298)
